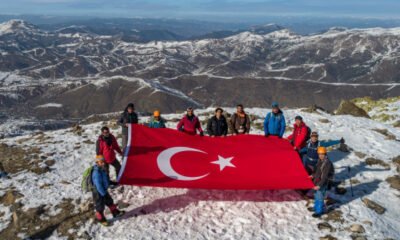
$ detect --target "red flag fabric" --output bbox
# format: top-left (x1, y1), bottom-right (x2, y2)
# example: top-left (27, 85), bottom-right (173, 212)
top-left (118, 124), bottom-right (314, 190)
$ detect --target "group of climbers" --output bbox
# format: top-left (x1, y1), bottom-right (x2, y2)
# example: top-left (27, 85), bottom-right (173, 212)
top-left (87, 103), bottom-right (168, 225)
top-left (174, 102), bottom-right (343, 218)
top-left (262, 102), bottom-right (342, 217)
top-left (177, 104), bottom-right (252, 136)
top-left (84, 101), bottom-right (344, 224)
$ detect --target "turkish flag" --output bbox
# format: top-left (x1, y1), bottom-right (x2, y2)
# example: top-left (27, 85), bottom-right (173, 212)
top-left (118, 124), bottom-right (314, 190)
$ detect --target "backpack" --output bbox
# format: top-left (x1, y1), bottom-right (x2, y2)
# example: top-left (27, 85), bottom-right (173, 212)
top-left (81, 166), bottom-right (94, 193)
top-left (304, 126), bottom-right (312, 143)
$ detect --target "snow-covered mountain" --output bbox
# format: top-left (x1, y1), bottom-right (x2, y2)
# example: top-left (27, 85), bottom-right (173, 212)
top-left (0, 19), bottom-right (399, 119)
top-left (0, 104), bottom-right (399, 239)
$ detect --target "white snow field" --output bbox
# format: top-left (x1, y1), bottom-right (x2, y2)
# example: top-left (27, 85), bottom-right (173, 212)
top-left (0, 106), bottom-right (399, 240)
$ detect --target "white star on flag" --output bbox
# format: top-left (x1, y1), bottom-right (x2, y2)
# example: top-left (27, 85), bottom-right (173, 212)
top-left (211, 155), bottom-right (235, 171)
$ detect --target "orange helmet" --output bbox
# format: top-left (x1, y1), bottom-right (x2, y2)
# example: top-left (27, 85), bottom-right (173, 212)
top-left (95, 155), bottom-right (105, 162)
top-left (317, 147), bottom-right (327, 155)
top-left (153, 110), bottom-right (161, 117)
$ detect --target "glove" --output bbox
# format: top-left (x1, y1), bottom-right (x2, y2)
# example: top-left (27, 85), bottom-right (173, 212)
top-left (340, 138), bottom-right (345, 144)
top-left (200, 132), bottom-right (204, 137)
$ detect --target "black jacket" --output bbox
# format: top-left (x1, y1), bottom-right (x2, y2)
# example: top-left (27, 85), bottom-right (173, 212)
top-left (118, 104), bottom-right (138, 135)
top-left (313, 157), bottom-right (334, 188)
top-left (207, 116), bottom-right (228, 136)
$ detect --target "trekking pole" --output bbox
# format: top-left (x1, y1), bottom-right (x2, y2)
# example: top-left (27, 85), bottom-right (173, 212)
top-left (347, 166), bottom-right (354, 197)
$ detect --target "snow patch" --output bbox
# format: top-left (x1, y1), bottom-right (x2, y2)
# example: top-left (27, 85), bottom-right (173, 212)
top-left (35, 103), bottom-right (63, 108)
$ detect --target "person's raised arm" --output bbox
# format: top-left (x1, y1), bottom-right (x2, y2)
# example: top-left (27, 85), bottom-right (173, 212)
top-left (321, 139), bottom-right (342, 147)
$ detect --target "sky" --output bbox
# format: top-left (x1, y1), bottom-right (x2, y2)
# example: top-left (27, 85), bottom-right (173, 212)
top-left (1, 0), bottom-right (400, 21)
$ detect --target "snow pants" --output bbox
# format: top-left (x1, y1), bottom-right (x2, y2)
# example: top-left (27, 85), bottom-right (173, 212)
top-left (92, 190), bottom-right (115, 213)
top-left (314, 185), bottom-right (328, 215)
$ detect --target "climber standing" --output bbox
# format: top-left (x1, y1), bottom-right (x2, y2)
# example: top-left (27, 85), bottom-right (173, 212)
top-left (91, 155), bottom-right (125, 226)
top-left (118, 103), bottom-right (138, 149)
top-left (310, 147), bottom-right (335, 218)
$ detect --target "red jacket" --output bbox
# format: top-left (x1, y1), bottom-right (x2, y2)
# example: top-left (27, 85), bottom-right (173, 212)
top-left (96, 134), bottom-right (122, 164)
top-left (287, 122), bottom-right (308, 150)
top-left (177, 115), bottom-right (203, 135)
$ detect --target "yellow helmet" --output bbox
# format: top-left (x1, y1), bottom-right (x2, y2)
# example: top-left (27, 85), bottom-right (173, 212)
top-left (317, 147), bottom-right (327, 155)
top-left (153, 110), bottom-right (161, 117)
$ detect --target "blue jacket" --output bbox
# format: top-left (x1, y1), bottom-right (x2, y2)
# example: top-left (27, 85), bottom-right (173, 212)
top-left (300, 140), bottom-right (341, 160)
top-left (263, 111), bottom-right (286, 137)
top-left (147, 117), bottom-right (166, 128)
top-left (92, 165), bottom-right (110, 196)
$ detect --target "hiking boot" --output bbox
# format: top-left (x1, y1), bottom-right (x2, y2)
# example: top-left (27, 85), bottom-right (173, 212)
top-left (96, 218), bottom-right (110, 226)
top-left (95, 211), bottom-right (109, 226)
top-left (312, 213), bottom-right (322, 218)
top-left (112, 209), bottom-right (125, 218)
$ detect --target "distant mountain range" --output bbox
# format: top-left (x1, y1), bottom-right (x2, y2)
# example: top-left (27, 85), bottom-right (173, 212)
top-left (0, 19), bottom-right (399, 119)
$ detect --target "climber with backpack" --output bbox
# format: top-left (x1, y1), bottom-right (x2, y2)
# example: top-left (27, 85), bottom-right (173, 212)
top-left (287, 116), bottom-right (310, 152)
top-left (300, 131), bottom-right (344, 174)
top-left (83, 155), bottom-right (125, 226)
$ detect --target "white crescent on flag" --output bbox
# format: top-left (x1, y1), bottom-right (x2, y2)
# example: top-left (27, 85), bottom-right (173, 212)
top-left (156, 147), bottom-right (210, 181)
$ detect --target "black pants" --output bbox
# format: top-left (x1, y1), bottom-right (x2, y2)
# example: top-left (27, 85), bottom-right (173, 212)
top-left (93, 191), bottom-right (114, 213)
top-left (105, 160), bottom-right (121, 180)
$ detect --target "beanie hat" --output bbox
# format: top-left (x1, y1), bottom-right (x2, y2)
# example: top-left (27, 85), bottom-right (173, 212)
top-left (295, 115), bottom-right (303, 121)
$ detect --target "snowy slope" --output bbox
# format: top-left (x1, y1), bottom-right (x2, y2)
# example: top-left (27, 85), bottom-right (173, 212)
top-left (0, 107), bottom-right (399, 239)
